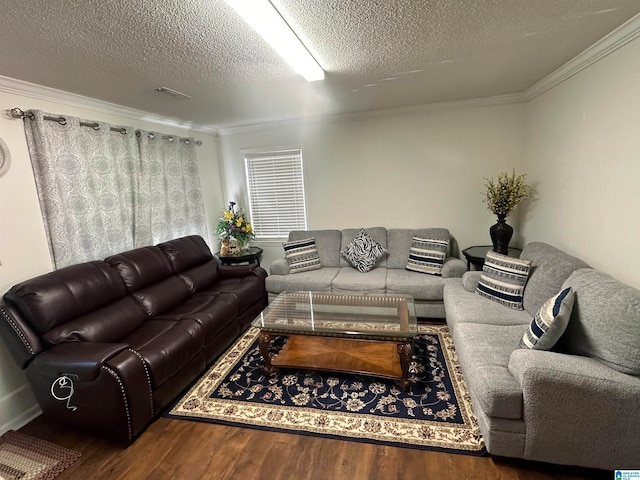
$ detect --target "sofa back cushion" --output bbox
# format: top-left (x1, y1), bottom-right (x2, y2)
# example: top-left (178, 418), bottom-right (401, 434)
top-left (43, 297), bottom-right (147, 345)
top-left (157, 235), bottom-right (214, 272)
top-left (158, 235), bottom-right (219, 292)
top-left (288, 230), bottom-right (342, 267)
top-left (5, 261), bottom-right (127, 336)
top-left (106, 246), bottom-right (174, 292)
top-left (106, 245), bottom-right (191, 316)
top-left (559, 268), bottom-right (640, 376)
top-left (520, 242), bottom-right (590, 315)
top-left (131, 277), bottom-right (191, 317)
top-left (387, 228), bottom-right (451, 269)
top-left (340, 227), bottom-right (387, 268)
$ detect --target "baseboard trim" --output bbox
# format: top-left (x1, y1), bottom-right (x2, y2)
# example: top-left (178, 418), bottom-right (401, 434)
top-left (0, 384), bottom-right (42, 435)
top-left (0, 406), bottom-right (42, 435)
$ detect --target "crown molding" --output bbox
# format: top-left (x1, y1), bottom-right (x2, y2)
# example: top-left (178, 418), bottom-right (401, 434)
top-left (4, 11), bottom-right (639, 137)
top-left (0, 75), bottom-right (218, 135)
top-left (217, 93), bottom-right (525, 136)
top-left (524, 12), bottom-right (640, 101)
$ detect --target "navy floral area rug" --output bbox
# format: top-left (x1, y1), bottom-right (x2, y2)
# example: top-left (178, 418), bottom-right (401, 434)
top-left (165, 324), bottom-right (485, 455)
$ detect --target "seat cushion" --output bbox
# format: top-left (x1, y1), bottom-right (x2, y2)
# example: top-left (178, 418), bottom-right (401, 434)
top-left (453, 323), bottom-right (527, 419)
top-left (154, 293), bottom-right (239, 344)
top-left (444, 279), bottom-right (532, 333)
top-left (208, 275), bottom-right (266, 314)
top-left (266, 267), bottom-right (340, 293)
top-left (331, 267), bottom-right (386, 294)
top-left (122, 320), bottom-right (204, 388)
top-left (386, 269), bottom-right (445, 301)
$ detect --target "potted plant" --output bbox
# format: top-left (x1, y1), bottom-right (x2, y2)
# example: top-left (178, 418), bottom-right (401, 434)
top-left (483, 170), bottom-right (535, 255)
top-left (215, 201), bottom-right (255, 256)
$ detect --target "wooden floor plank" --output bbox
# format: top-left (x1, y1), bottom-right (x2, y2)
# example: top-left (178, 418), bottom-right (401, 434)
top-left (17, 415), bottom-right (609, 480)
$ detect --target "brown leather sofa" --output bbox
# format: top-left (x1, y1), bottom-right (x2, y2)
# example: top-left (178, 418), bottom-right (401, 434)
top-left (0, 235), bottom-right (267, 443)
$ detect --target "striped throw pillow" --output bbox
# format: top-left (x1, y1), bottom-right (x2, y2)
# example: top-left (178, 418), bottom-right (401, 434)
top-left (283, 237), bottom-right (322, 273)
top-left (406, 237), bottom-right (448, 275)
top-left (518, 287), bottom-right (574, 350)
top-left (476, 251), bottom-right (531, 310)
top-left (340, 229), bottom-right (387, 273)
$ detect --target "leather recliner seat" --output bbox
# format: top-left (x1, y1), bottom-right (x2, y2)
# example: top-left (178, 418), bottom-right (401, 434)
top-left (0, 235), bottom-right (267, 443)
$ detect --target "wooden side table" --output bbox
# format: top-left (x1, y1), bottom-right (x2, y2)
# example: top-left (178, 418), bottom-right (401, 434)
top-left (462, 245), bottom-right (522, 270)
top-left (215, 246), bottom-right (263, 266)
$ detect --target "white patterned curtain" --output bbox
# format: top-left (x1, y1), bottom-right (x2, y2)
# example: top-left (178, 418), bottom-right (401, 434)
top-left (136, 130), bottom-right (208, 245)
top-left (23, 112), bottom-right (209, 269)
top-left (24, 111), bottom-right (140, 268)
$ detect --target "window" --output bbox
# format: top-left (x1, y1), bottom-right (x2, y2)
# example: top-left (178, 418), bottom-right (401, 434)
top-left (244, 148), bottom-right (308, 238)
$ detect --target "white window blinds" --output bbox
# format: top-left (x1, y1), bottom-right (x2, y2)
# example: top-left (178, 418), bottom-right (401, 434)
top-left (244, 149), bottom-right (308, 238)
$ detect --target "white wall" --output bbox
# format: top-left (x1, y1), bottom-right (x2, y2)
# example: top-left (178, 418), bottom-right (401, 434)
top-left (0, 82), bottom-right (224, 433)
top-left (521, 36), bottom-right (640, 289)
top-left (219, 103), bottom-right (526, 268)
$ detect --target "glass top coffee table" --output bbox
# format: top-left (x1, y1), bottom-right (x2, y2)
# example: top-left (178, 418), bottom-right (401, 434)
top-left (251, 291), bottom-right (418, 389)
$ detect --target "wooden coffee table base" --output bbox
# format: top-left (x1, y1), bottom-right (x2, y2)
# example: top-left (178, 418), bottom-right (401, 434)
top-left (258, 333), bottom-right (412, 390)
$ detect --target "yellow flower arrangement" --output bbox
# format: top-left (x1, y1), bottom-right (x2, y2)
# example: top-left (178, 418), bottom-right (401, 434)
top-left (215, 201), bottom-right (255, 245)
top-left (484, 170), bottom-right (535, 217)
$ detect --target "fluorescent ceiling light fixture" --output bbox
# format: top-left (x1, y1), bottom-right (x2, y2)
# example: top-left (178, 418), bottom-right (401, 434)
top-left (226, 0), bottom-right (324, 82)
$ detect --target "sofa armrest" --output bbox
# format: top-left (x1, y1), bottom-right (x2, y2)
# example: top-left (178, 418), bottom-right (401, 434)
top-left (441, 257), bottom-right (466, 278)
top-left (27, 342), bottom-right (155, 443)
top-left (508, 349), bottom-right (640, 468)
top-left (218, 264), bottom-right (265, 279)
top-left (269, 257), bottom-right (290, 275)
top-left (33, 342), bottom-right (129, 381)
top-left (461, 271), bottom-right (482, 292)
top-left (0, 302), bottom-right (45, 369)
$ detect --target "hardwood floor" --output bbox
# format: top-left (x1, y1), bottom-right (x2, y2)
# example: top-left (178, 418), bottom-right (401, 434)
top-left (19, 415), bottom-right (610, 480)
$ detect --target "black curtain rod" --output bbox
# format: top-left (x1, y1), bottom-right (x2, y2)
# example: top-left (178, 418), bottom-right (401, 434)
top-left (9, 107), bottom-right (202, 145)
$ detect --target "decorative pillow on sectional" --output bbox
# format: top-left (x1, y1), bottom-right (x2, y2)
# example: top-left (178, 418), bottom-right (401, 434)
top-left (517, 287), bottom-right (574, 350)
top-left (283, 237), bottom-right (322, 273)
top-left (476, 251), bottom-right (532, 310)
top-left (340, 228), bottom-right (387, 273)
top-left (405, 237), bottom-right (448, 275)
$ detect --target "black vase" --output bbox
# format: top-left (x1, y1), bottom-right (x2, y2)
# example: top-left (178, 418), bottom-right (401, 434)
top-left (490, 215), bottom-right (513, 255)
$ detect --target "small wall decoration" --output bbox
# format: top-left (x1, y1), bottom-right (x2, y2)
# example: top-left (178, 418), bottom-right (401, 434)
top-left (0, 137), bottom-right (10, 178)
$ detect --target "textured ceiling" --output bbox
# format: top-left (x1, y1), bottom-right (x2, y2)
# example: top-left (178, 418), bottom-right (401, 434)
top-left (1, 0), bottom-right (639, 130)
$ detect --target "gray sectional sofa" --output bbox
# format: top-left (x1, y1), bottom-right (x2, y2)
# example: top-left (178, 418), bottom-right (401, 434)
top-left (443, 242), bottom-right (640, 470)
top-left (266, 227), bottom-right (467, 318)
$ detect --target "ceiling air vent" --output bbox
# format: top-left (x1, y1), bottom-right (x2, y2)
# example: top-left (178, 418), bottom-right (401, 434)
top-left (155, 86), bottom-right (192, 99)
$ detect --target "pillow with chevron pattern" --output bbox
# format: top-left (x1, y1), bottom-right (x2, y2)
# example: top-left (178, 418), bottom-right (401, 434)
top-left (340, 229), bottom-right (387, 273)
top-left (476, 250), bottom-right (531, 310)
top-left (518, 287), bottom-right (575, 350)
top-left (405, 237), bottom-right (448, 275)
top-left (283, 237), bottom-right (322, 273)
